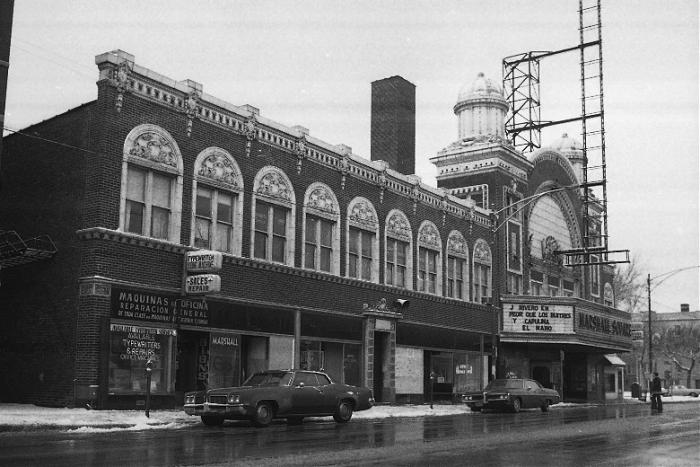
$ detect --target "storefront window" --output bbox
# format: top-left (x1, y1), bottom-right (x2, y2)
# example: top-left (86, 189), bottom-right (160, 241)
top-left (108, 324), bottom-right (176, 394)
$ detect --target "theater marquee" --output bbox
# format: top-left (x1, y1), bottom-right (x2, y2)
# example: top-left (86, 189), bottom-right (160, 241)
top-left (502, 302), bottom-right (574, 334)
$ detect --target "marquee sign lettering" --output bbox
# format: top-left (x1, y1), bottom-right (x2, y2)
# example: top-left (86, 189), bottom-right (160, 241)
top-left (502, 303), bottom-right (574, 334)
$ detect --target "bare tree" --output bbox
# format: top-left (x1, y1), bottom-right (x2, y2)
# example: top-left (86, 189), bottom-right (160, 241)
top-left (613, 255), bottom-right (646, 313)
top-left (656, 325), bottom-right (700, 387)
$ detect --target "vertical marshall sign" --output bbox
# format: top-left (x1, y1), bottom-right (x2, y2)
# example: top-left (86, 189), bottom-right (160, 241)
top-left (185, 250), bottom-right (222, 295)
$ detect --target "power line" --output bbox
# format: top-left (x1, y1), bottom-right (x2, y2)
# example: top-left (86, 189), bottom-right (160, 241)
top-left (2, 126), bottom-right (98, 154)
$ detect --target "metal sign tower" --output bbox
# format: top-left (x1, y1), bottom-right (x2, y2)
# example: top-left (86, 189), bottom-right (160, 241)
top-left (502, 0), bottom-right (629, 267)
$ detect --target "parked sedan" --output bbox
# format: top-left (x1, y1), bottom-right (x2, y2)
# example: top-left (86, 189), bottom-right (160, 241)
top-left (461, 378), bottom-right (560, 413)
top-left (184, 369), bottom-right (374, 427)
top-left (667, 385), bottom-right (699, 397)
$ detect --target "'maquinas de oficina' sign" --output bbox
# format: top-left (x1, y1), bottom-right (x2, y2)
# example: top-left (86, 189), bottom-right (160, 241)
top-left (502, 303), bottom-right (574, 334)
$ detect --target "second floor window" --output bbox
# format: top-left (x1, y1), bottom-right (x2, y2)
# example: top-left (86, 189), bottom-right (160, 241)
top-left (348, 227), bottom-right (373, 280)
top-left (386, 238), bottom-right (408, 288)
top-left (474, 263), bottom-right (491, 303)
top-left (305, 216), bottom-right (333, 272)
top-left (254, 201), bottom-right (288, 263)
top-left (418, 247), bottom-right (438, 294)
top-left (125, 166), bottom-right (172, 240)
top-left (195, 186), bottom-right (236, 252)
top-left (447, 256), bottom-right (465, 299)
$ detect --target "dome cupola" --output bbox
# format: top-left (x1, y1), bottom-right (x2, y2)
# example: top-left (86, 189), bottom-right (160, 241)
top-left (550, 133), bottom-right (585, 182)
top-left (453, 72), bottom-right (509, 140)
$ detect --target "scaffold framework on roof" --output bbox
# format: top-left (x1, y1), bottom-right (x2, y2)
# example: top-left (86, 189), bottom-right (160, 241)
top-left (0, 230), bottom-right (57, 269)
top-left (502, 0), bottom-right (629, 267)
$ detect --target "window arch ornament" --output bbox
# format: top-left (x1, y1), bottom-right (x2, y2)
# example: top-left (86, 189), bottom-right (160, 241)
top-left (603, 282), bottom-right (614, 306)
top-left (474, 239), bottom-right (492, 264)
top-left (386, 210), bottom-right (411, 242)
top-left (385, 210), bottom-right (413, 290)
top-left (254, 166), bottom-right (295, 206)
top-left (304, 182), bottom-right (339, 217)
top-left (119, 124), bottom-right (183, 243)
top-left (348, 197), bottom-right (378, 230)
top-left (124, 124), bottom-right (182, 172)
top-left (418, 221), bottom-right (441, 250)
top-left (447, 230), bottom-right (468, 258)
top-left (251, 166), bottom-right (296, 265)
top-left (191, 148), bottom-right (244, 255)
top-left (195, 147), bottom-right (243, 190)
top-left (302, 183), bottom-right (341, 275)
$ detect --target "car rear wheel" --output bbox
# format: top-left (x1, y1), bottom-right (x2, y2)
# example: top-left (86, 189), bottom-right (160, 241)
top-left (333, 400), bottom-right (353, 423)
top-left (511, 398), bottom-right (521, 413)
top-left (689, 392), bottom-right (698, 397)
top-left (540, 400), bottom-right (550, 412)
top-left (252, 402), bottom-right (274, 427)
top-left (201, 415), bottom-right (224, 426)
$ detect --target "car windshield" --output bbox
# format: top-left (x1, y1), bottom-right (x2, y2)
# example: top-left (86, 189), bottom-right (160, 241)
top-left (486, 379), bottom-right (523, 390)
top-left (243, 372), bottom-right (293, 387)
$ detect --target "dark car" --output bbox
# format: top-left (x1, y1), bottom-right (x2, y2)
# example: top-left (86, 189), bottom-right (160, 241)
top-left (461, 378), bottom-right (560, 413)
top-left (183, 369), bottom-right (374, 427)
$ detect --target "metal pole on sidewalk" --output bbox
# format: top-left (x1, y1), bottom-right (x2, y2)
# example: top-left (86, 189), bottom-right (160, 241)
top-left (145, 359), bottom-right (153, 418)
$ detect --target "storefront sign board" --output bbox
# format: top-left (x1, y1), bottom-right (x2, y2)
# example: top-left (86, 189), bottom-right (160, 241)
top-left (185, 274), bottom-right (221, 294)
top-left (502, 303), bottom-right (574, 334)
top-left (186, 250), bottom-right (223, 272)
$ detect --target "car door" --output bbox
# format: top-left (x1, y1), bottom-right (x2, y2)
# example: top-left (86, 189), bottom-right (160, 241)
top-left (291, 372), bottom-right (324, 414)
top-left (523, 379), bottom-right (540, 408)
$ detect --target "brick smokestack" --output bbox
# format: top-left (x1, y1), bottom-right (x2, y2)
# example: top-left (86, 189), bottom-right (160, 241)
top-left (371, 76), bottom-right (416, 175)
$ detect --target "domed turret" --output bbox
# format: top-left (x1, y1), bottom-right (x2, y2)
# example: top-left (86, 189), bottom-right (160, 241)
top-left (454, 72), bottom-right (509, 140)
top-left (550, 133), bottom-right (584, 182)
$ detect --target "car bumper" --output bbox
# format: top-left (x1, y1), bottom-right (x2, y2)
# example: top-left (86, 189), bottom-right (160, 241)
top-left (183, 403), bottom-right (253, 418)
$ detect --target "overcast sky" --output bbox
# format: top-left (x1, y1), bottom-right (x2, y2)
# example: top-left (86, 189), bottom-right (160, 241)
top-left (5, 0), bottom-right (698, 313)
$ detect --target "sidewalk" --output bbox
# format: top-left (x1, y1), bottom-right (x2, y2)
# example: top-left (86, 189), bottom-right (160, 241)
top-left (0, 395), bottom-right (695, 433)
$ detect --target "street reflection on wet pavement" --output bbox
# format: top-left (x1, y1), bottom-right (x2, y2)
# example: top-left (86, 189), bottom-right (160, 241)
top-left (1, 402), bottom-right (698, 466)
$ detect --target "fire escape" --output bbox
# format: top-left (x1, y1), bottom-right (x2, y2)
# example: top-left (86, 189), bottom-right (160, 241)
top-left (502, 0), bottom-right (629, 267)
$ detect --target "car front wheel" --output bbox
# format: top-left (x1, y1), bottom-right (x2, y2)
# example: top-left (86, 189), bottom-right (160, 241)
top-left (511, 398), bottom-right (521, 413)
top-left (540, 400), bottom-right (550, 412)
top-left (333, 400), bottom-right (354, 423)
top-left (201, 415), bottom-right (224, 426)
top-left (689, 392), bottom-right (698, 397)
top-left (253, 402), bottom-right (274, 427)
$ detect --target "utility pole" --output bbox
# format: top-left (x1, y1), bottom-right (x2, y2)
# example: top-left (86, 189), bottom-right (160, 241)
top-left (647, 273), bottom-right (652, 379)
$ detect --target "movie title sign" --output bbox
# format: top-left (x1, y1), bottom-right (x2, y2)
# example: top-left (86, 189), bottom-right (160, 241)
top-left (502, 303), bottom-right (574, 334)
top-left (186, 274), bottom-right (221, 294)
top-left (186, 250), bottom-right (223, 273)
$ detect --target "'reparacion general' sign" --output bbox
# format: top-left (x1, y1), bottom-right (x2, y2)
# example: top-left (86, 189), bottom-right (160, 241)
top-left (502, 303), bottom-right (574, 334)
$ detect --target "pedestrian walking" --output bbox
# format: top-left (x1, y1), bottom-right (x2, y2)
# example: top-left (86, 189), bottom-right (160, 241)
top-left (650, 372), bottom-right (663, 411)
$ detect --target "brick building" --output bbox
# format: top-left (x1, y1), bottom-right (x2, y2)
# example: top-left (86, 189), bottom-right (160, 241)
top-left (0, 50), bottom-right (630, 408)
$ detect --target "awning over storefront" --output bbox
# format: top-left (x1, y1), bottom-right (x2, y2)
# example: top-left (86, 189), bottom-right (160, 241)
top-left (604, 354), bottom-right (626, 366)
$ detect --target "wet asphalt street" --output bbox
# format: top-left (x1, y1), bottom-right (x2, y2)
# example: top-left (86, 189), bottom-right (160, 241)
top-left (0, 402), bottom-right (698, 466)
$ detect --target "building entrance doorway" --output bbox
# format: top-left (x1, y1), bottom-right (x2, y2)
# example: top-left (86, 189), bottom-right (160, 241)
top-left (373, 332), bottom-right (388, 402)
top-left (563, 353), bottom-right (588, 401)
top-left (532, 365), bottom-right (551, 389)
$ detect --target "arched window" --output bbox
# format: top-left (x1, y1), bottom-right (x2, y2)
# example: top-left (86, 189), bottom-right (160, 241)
top-left (473, 239), bottom-right (492, 303)
top-left (302, 183), bottom-right (340, 274)
top-left (251, 166), bottom-right (296, 265)
top-left (120, 124), bottom-right (183, 242)
top-left (346, 197), bottom-right (379, 282)
top-left (384, 210), bottom-right (412, 289)
top-left (417, 221), bottom-right (442, 296)
top-left (191, 147), bottom-right (244, 255)
top-left (446, 230), bottom-right (469, 300)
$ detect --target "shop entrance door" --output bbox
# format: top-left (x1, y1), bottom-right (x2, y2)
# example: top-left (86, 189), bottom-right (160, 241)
top-left (373, 332), bottom-right (387, 402)
top-left (175, 330), bottom-right (209, 401)
top-left (563, 354), bottom-right (588, 401)
top-left (532, 365), bottom-right (551, 389)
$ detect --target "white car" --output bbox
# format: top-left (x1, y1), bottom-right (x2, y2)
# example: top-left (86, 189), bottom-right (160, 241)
top-left (667, 385), bottom-right (699, 397)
